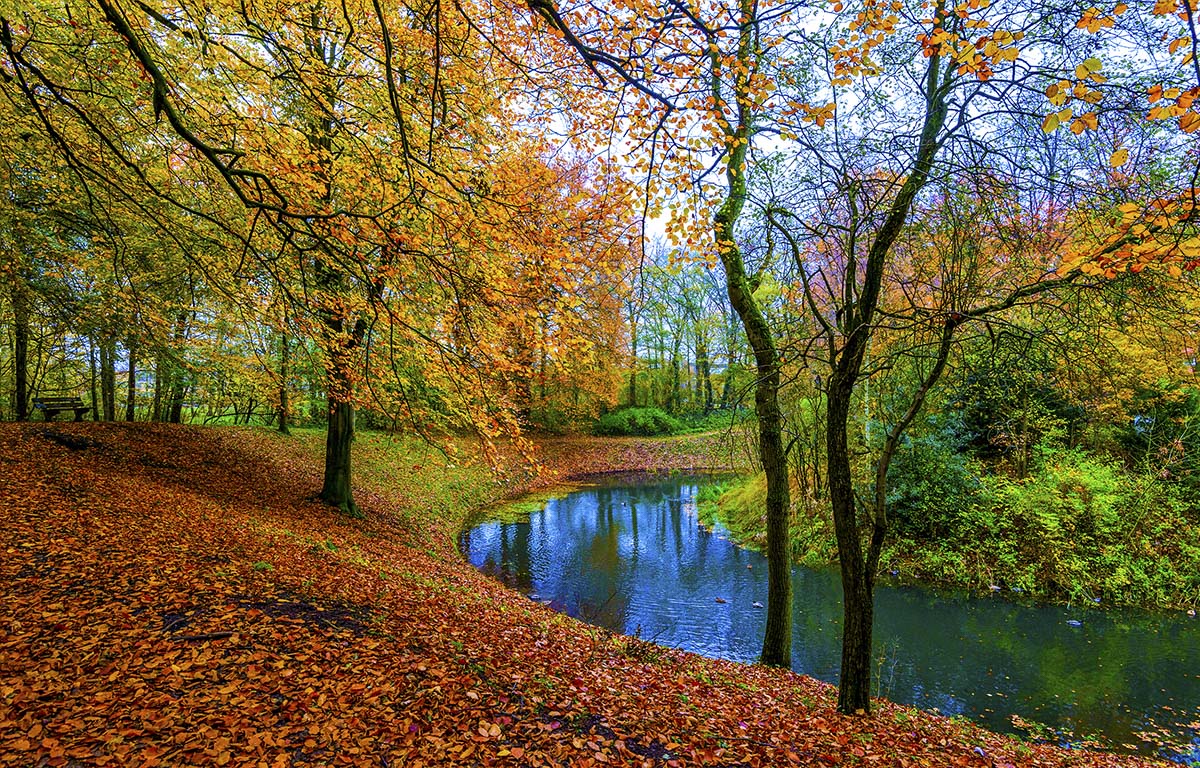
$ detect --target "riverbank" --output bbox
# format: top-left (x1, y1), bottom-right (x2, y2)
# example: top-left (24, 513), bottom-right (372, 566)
top-left (699, 472), bottom-right (1200, 614)
top-left (0, 422), bottom-right (1172, 766)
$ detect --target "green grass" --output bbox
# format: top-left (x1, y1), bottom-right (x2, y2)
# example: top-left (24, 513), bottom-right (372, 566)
top-left (698, 473), bottom-right (836, 568)
top-left (469, 484), bottom-right (590, 526)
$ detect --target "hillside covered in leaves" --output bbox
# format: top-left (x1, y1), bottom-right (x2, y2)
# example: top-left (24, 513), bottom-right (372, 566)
top-left (0, 423), bottom-right (1176, 767)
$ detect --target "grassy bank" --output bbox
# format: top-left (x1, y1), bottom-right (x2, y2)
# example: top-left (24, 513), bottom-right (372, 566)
top-left (700, 462), bottom-right (1200, 613)
top-left (0, 421), bottom-right (1171, 767)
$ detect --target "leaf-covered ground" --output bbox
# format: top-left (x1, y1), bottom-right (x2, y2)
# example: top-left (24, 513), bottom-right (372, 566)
top-left (0, 423), bottom-right (1171, 767)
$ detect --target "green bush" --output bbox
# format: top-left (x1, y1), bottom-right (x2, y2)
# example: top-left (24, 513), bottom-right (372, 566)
top-left (593, 407), bottom-right (685, 437)
top-left (885, 430), bottom-right (987, 540)
top-left (980, 449), bottom-right (1200, 604)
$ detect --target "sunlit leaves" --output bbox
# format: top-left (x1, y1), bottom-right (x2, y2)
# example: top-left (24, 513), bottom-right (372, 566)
top-left (1058, 0), bottom-right (1200, 137)
top-left (1075, 6), bottom-right (1115, 33)
top-left (1041, 59), bottom-right (1106, 133)
top-left (1057, 195), bottom-right (1200, 280)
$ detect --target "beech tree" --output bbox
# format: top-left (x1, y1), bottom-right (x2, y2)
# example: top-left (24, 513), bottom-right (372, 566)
top-left (1, 0), bottom-right (637, 511)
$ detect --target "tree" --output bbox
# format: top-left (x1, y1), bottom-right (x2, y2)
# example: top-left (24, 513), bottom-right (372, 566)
top-left (1, 0), bottom-right (639, 505)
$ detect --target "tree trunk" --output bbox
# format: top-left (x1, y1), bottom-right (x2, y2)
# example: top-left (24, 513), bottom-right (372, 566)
top-left (629, 322), bottom-right (638, 407)
top-left (697, 330), bottom-right (713, 412)
top-left (320, 395), bottom-right (358, 516)
top-left (152, 353), bottom-right (166, 422)
top-left (166, 310), bottom-right (191, 423)
top-left (99, 336), bottom-right (117, 421)
top-left (713, 95), bottom-right (791, 667)
top-left (278, 330), bottom-right (291, 434)
top-left (89, 340), bottom-right (100, 421)
top-left (125, 336), bottom-right (137, 421)
top-left (669, 333), bottom-right (681, 413)
top-left (167, 374), bottom-right (185, 423)
top-left (12, 276), bottom-right (29, 421)
top-left (827, 377), bottom-right (873, 713)
top-left (824, 41), bottom-right (950, 715)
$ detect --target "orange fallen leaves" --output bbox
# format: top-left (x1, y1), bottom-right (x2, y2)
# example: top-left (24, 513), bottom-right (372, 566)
top-left (0, 423), bottom-right (1172, 767)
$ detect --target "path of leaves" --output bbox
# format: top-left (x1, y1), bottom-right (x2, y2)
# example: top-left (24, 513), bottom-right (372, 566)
top-left (0, 423), bottom-right (1170, 767)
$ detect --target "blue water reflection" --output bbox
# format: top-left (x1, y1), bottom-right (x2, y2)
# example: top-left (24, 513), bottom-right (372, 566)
top-left (460, 475), bottom-right (1200, 762)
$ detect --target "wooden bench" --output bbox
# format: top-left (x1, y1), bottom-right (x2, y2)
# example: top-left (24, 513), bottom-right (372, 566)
top-left (33, 396), bottom-right (90, 422)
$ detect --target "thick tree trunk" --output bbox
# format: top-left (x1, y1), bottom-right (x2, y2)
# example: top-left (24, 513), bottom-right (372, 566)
top-left (823, 42), bottom-right (950, 715)
top-left (167, 375), bottom-right (185, 423)
top-left (278, 331), bottom-right (291, 434)
top-left (89, 341), bottom-right (100, 421)
top-left (125, 337), bottom-right (137, 421)
top-left (839, 567), bottom-right (875, 712)
top-left (12, 278), bottom-right (29, 421)
top-left (320, 396), bottom-right (358, 516)
top-left (313, 257), bottom-right (362, 517)
top-left (713, 103), bottom-right (791, 667)
top-left (827, 378), bottom-right (873, 712)
top-left (99, 336), bottom-right (116, 421)
top-left (755, 362), bottom-right (792, 667)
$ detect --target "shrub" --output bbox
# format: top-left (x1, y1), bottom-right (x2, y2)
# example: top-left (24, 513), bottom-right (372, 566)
top-left (885, 430), bottom-right (986, 541)
top-left (593, 407), bottom-right (685, 437)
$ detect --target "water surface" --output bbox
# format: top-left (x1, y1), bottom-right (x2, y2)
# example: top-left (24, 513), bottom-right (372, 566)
top-left (461, 476), bottom-right (1200, 762)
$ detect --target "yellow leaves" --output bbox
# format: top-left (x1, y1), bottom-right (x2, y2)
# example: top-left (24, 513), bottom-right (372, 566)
top-left (1146, 85), bottom-right (1200, 131)
top-left (793, 101), bottom-right (836, 128)
top-left (1042, 107), bottom-right (1073, 133)
top-left (1070, 111), bottom-right (1099, 134)
top-left (1045, 80), bottom-right (1070, 106)
top-left (1109, 148), bottom-right (1129, 167)
top-left (1073, 57), bottom-right (1103, 80)
top-left (1044, 58), bottom-right (1106, 132)
top-left (1076, 7), bottom-right (1115, 32)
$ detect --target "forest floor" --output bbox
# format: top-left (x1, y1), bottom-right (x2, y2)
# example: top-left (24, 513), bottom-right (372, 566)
top-left (0, 421), bottom-right (1172, 767)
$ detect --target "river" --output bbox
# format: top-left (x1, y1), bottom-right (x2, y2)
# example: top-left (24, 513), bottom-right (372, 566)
top-left (460, 475), bottom-right (1200, 763)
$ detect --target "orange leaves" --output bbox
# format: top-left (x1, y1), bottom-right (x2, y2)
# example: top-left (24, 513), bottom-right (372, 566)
top-left (1070, 110), bottom-right (1100, 133)
top-left (1076, 6), bottom-right (1116, 33)
top-left (1146, 85), bottom-right (1200, 131)
top-left (830, 0), bottom-right (899, 83)
top-left (1153, 0), bottom-right (1183, 17)
top-left (912, 3), bottom-right (1022, 81)
top-left (0, 422), bottom-right (1180, 768)
top-left (1057, 193), bottom-right (1200, 280)
top-left (1041, 59), bottom-right (1106, 133)
top-left (1061, 2), bottom-right (1198, 138)
top-left (794, 101), bottom-right (837, 128)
